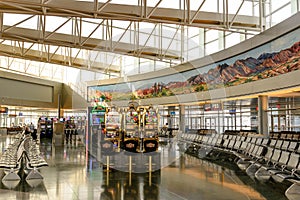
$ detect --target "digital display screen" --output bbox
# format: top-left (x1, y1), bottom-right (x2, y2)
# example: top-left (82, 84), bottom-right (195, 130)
top-left (40, 117), bottom-right (47, 121)
top-left (91, 113), bottom-right (105, 125)
top-left (145, 111), bottom-right (158, 123)
top-left (106, 112), bottom-right (120, 124)
top-left (126, 111), bottom-right (138, 123)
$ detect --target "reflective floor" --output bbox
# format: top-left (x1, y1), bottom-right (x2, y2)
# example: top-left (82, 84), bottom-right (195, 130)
top-left (0, 135), bottom-right (289, 200)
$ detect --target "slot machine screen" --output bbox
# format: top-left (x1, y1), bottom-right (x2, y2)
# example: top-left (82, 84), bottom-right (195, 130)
top-left (126, 111), bottom-right (138, 123)
top-left (145, 111), bottom-right (158, 123)
top-left (106, 112), bottom-right (120, 124)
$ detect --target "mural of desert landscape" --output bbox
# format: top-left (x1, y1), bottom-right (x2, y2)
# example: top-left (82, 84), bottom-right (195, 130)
top-left (89, 28), bottom-right (300, 102)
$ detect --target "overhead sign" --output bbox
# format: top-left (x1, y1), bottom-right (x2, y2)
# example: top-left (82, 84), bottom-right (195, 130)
top-left (229, 109), bottom-right (236, 114)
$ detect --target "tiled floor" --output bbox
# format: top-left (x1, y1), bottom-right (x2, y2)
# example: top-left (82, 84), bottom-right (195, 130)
top-left (0, 135), bottom-right (288, 200)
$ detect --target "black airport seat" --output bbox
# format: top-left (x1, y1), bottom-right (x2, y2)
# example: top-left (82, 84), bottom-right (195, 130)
top-left (274, 139), bottom-right (284, 149)
top-left (268, 150), bottom-right (291, 175)
top-left (269, 139), bottom-right (277, 148)
top-left (281, 140), bottom-right (290, 151)
top-left (22, 136), bottom-right (48, 180)
top-left (293, 133), bottom-right (300, 141)
top-left (255, 150), bottom-right (290, 181)
top-left (0, 140), bottom-right (23, 171)
top-left (288, 141), bottom-right (298, 152)
top-left (271, 152), bottom-right (300, 183)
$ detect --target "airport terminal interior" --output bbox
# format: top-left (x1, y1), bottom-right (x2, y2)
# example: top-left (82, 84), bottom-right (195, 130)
top-left (1, 0), bottom-right (300, 199)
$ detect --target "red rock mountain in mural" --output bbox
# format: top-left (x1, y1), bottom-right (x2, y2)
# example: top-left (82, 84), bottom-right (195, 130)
top-left (168, 41), bottom-right (300, 88)
top-left (133, 41), bottom-right (300, 98)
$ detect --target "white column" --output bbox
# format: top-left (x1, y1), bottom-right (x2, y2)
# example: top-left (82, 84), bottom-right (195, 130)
top-left (179, 105), bottom-right (185, 133)
top-left (258, 95), bottom-right (269, 136)
top-left (291, 0), bottom-right (300, 14)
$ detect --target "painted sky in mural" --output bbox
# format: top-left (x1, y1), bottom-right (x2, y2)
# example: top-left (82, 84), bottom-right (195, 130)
top-left (88, 28), bottom-right (300, 102)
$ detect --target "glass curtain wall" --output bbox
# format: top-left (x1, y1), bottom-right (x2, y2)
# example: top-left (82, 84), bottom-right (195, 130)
top-left (0, 109), bottom-right (58, 128)
top-left (158, 106), bottom-right (180, 130)
top-left (184, 101), bottom-right (255, 134)
top-left (183, 96), bottom-right (300, 134)
top-left (268, 97), bottom-right (300, 132)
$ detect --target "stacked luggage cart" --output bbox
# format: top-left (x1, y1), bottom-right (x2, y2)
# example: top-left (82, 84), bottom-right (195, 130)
top-left (0, 132), bottom-right (48, 188)
top-left (178, 129), bottom-right (300, 200)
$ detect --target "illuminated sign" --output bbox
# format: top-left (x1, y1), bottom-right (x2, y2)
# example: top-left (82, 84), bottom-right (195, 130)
top-left (0, 107), bottom-right (8, 113)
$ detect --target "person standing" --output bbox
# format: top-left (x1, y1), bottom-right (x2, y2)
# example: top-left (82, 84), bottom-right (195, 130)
top-left (29, 122), bottom-right (35, 131)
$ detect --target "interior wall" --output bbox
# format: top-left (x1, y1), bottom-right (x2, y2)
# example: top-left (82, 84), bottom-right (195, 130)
top-left (0, 70), bottom-right (88, 110)
top-left (61, 84), bottom-right (88, 110)
top-left (0, 71), bottom-right (62, 108)
top-left (0, 77), bottom-right (53, 102)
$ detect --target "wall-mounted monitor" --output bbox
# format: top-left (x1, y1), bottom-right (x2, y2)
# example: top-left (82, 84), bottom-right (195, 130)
top-left (90, 113), bottom-right (105, 125)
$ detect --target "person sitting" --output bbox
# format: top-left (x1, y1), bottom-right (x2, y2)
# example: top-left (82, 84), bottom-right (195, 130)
top-left (24, 126), bottom-right (32, 135)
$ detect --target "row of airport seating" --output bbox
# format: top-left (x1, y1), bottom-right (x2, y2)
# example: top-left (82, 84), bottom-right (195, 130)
top-left (223, 130), bottom-right (300, 141)
top-left (270, 131), bottom-right (300, 141)
top-left (0, 133), bottom-right (48, 182)
top-left (6, 127), bottom-right (23, 134)
top-left (177, 130), bottom-right (300, 200)
top-left (223, 130), bottom-right (300, 139)
top-left (0, 136), bottom-right (24, 179)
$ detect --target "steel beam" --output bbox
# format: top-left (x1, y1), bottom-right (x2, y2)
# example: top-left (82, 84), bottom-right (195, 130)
top-left (0, 42), bottom-right (121, 73)
top-left (0, 0), bottom-right (260, 31)
top-left (229, 0), bottom-right (245, 28)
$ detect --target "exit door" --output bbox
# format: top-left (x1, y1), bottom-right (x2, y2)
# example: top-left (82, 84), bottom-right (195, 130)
top-left (190, 117), bottom-right (201, 129)
top-left (205, 117), bottom-right (217, 130)
top-left (224, 116), bottom-right (236, 130)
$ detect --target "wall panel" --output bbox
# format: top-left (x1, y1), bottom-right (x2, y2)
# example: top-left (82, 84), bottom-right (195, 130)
top-left (0, 77), bottom-right (53, 102)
